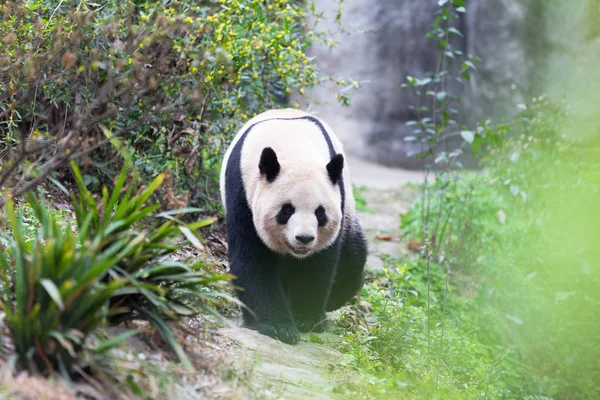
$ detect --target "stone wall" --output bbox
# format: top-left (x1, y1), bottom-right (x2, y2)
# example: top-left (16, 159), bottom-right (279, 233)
top-left (297, 0), bottom-right (596, 168)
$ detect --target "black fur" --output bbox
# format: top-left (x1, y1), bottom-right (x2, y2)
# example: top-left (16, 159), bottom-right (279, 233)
top-left (225, 116), bottom-right (367, 344)
top-left (326, 154), bottom-right (344, 184)
top-left (259, 147), bottom-right (280, 182)
top-left (315, 205), bottom-right (328, 227)
top-left (276, 203), bottom-right (295, 225)
top-left (326, 218), bottom-right (368, 312)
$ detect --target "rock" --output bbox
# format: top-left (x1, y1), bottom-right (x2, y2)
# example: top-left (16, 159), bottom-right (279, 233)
top-left (299, 0), bottom-right (598, 168)
top-left (218, 322), bottom-right (344, 400)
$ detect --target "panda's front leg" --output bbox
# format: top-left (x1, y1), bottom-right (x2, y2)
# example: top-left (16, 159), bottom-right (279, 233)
top-left (232, 256), bottom-right (300, 345)
top-left (285, 248), bottom-right (339, 333)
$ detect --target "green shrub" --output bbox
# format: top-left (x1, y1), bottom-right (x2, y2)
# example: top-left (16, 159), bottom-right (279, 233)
top-left (398, 97), bottom-right (600, 398)
top-left (0, 192), bottom-right (132, 375)
top-left (0, 0), bottom-right (336, 210)
top-left (69, 161), bottom-right (232, 368)
top-left (0, 161), bottom-right (232, 376)
top-left (472, 99), bottom-right (600, 399)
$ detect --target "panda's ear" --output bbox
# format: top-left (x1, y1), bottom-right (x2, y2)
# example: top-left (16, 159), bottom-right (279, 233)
top-left (326, 154), bottom-right (344, 184)
top-left (259, 147), bottom-right (280, 183)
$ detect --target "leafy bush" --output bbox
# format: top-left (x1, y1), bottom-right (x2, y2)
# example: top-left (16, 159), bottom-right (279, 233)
top-left (0, 192), bottom-right (132, 375)
top-left (69, 161), bottom-right (232, 368)
top-left (334, 0), bottom-right (599, 396)
top-left (397, 96), bottom-right (600, 398)
top-left (469, 99), bottom-right (600, 399)
top-left (331, 2), bottom-right (524, 397)
top-left (0, 0), bottom-right (332, 210)
top-left (0, 162), bottom-right (231, 376)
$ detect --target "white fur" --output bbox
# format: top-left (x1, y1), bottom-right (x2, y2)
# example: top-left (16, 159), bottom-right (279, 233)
top-left (220, 109), bottom-right (358, 258)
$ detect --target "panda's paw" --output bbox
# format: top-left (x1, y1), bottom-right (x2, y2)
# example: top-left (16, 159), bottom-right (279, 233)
top-left (256, 322), bottom-right (300, 345)
top-left (296, 314), bottom-right (328, 333)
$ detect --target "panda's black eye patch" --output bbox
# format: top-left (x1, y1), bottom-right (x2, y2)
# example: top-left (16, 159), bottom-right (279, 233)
top-left (276, 203), bottom-right (295, 225)
top-left (315, 205), bottom-right (328, 226)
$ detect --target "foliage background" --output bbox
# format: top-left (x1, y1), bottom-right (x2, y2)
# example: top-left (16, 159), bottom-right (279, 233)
top-left (0, 0), bottom-right (333, 212)
top-left (331, 1), bottom-right (600, 399)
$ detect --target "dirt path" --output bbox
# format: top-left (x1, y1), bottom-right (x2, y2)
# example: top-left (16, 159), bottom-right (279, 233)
top-left (217, 158), bottom-right (423, 399)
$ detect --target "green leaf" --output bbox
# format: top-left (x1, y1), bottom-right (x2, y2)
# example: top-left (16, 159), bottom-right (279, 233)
top-left (179, 226), bottom-right (203, 250)
top-left (447, 27), bottom-right (463, 37)
top-left (94, 329), bottom-right (142, 353)
top-left (49, 331), bottom-right (76, 357)
top-left (186, 217), bottom-right (217, 231)
top-left (167, 302), bottom-right (197, 316)
top-left (48, 177), bottom-right (70, 196)
top-left (137, 262), bottom-right (191, 279)
top-left (156, 208), bottom-right (205, 219)
top-left (100, 125), bottom-right (135, 174)
top-left (40, 279), bottom-right (65, 311)
top-left (309, 334), bottom-right (324, 344)
top-left (106, 162), bottom-right (130, 216)
top-left (471, 135), bottom-right (484, 156)
top-left (135, 172), bottom-right (165, 208)
top-left (462, 61), bottom-right (477, 71)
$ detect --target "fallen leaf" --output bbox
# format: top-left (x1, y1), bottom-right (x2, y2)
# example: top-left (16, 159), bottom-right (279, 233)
top-left (359, 301), bottom-right (372, 312)
top-left (375, 235), bottom-right (394, 241)
top-left (407, 240), bottom-right (425, 252)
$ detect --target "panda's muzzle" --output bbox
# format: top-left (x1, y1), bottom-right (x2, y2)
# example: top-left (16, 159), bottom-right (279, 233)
top-left (287, 243), bottom-right (311, 256)
top-left (287, 234), bottom-right (315, 256)
top-left (295, 234), bottom-right (315, 245)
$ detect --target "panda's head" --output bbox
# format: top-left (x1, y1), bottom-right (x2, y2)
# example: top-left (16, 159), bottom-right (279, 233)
top-left (252, 147), bottom-right (344, 259)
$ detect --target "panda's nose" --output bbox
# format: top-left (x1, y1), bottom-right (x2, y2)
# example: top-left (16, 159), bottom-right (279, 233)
top-left (295, 234), bottom-right (315, 245)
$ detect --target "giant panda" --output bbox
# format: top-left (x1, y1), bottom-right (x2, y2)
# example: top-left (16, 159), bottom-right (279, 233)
top-left (220, 108), bottom-right (368, 344)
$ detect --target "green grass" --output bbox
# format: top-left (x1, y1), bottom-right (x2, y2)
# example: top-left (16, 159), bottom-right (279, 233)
top-left (353, 185), bottom-right (370, 212)
top-left (332, 258), bottom-right (521, 399)
top-left (333, 99), bottom-right (600, 399)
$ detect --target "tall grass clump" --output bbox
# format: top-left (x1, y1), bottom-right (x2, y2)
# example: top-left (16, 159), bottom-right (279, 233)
top-left (68, 161), bottom-right (232, 368)
top-left (0, 192), bottom-right (130, 376)
top-left (0, 162), bottom-right (231, 377)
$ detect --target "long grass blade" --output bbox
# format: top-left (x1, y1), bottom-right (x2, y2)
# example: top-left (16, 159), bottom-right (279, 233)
top-left (94, 329), bottom-right (141, 353)
top-left (40, 279), bottom-right (65, 311)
